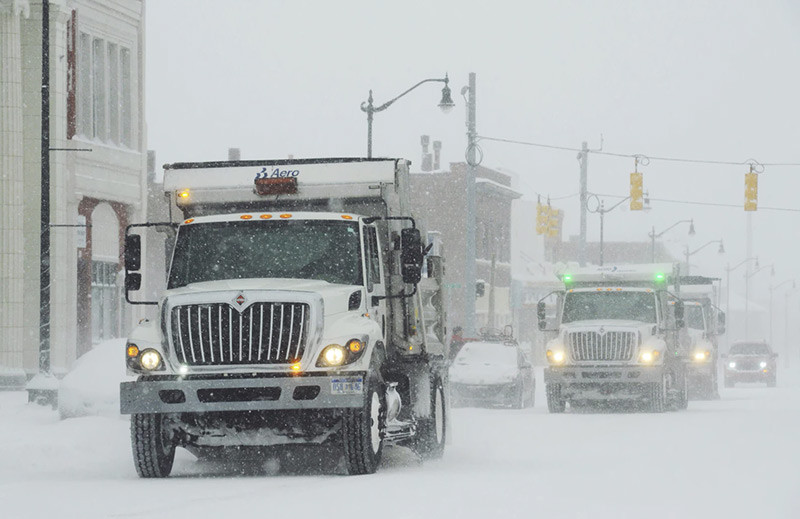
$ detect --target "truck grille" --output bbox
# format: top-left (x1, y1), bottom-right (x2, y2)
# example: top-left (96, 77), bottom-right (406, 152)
top-left (568, 331), bottom-right (637, 361)
top-left (170, 302), bottom-right (309, 366)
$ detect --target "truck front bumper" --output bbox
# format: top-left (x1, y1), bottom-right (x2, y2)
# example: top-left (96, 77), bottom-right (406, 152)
top-left (545, 365), bottom-right (664, 400)
top-left (120, 372), bottom-right (367, 414)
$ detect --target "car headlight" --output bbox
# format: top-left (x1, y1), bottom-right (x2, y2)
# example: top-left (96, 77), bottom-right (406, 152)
top-left (639, 350), bottom-right (660, 364)
top-left (693, 351), bottom-right (710, 361)
top-left (728, 361), bottom-right (736, 369)
top-left (546, 349), bottom-right (566, 365)
top-left (139, 349), bottom-right (163, 371)
top-left (316, 339), bottom-right (367, 367)
top-left (760, 361), bottom-right (767, 368)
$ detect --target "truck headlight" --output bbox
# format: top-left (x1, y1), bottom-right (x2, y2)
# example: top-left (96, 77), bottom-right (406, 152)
top-left (639, 350), bottom-right (660, 364)
top-left (760, 361), bottom-right (767, 368)
top-left (321, 345), bottom-right (346, 366)
top-left (546, 349), bottom-right (566, 365)
top-left (139, 349), bottom-right (163, 371)
top-left (317, 339), bottom-right (367, 367)
top-left (693, 351), bottom-right (710, 361)
top-left (728, 361), bottom-right (736, 369)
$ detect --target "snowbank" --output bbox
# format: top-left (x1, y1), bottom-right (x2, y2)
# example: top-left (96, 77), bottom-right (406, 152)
top-left (57, 338), bottom-right (135, 419)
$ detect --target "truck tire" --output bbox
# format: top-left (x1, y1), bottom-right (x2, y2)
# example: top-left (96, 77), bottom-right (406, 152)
top-left (411, 377), bottom-right (446, 460)
top-left (131, 413), bottom-right (176, 478)
top-left (342, 379), bottom-right (385, 475)
top-left (648, 378), bottom-right (665, 413)
top-left (512, 380), bottom-right (525, 409)
top-left (677, 373), bottom-right (689, 410)
top-left (546, 383), bottom-right (566, 413)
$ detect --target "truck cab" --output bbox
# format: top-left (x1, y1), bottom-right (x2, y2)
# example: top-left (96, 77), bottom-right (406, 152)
top-left (538, 264), bottom-right (690, 413)
top-left (121, 158), bottom-right (448, 477)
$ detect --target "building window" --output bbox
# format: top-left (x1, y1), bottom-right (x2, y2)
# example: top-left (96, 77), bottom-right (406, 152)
top-left (75, 31), bottom-right (133, 148)
top-left (91, 260), bottom-right (119, 343)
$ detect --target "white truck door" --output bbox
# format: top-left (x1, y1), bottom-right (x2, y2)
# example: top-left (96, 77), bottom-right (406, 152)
top-left (364, 225), bottom-right (387, 341)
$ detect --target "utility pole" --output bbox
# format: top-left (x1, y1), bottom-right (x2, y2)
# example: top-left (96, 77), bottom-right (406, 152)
top-left (39, 0), bottom-right (51, 375)
top-left (578, 142), bottom-right (588, 266)
top-left (464, 72), bottom-right (478, 335)
top-left (487, 253), bottom-right (497, 328)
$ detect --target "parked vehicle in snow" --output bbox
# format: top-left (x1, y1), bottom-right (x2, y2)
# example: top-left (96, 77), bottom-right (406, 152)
top-left (449, 330), bottom-right (535, 409)
top-left (120, 158), bottom-right (449, 477)
top-left (723, 340), bottom-right (777, 387)
top-left (538, 264), bottom-right (690, 413)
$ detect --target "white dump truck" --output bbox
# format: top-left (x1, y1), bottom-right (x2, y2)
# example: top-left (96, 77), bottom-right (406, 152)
top-left (680, 276), bottom-right (725, 399)
top-left (121, 158), bottom-right (448, 477)
top-left (538, 264), bottom-right (690, 413)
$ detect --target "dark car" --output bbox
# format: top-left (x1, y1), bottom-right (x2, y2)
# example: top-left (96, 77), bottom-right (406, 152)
top-left (449, 337), bottom-right (535, 409)
top-left (723, 341), bottom-right (778, 387)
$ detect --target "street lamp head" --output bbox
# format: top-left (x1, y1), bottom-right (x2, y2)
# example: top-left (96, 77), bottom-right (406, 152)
top-left (438, 82), bottom-right (455, 114)
top-left (688, 220), bottom-right (696, 236)
top-left (718, 240), bottom-right (725, 254)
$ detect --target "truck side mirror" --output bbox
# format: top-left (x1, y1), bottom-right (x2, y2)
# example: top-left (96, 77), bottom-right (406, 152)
top-left (125, 234), bottom-right (142, 271)
top-left (125, 272), bottom-right (142, 291)
top-left (717, 312), bottom-right (726, 335)
top-left (673, 300), bottom-right (685, 328)
top-left (537, 301), bottom-right (547, 331)
top-left (400, 228), bottom-right (423, 284)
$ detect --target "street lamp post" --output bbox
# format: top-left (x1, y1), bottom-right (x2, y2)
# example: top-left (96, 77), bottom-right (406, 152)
top-left (585, 194), bottom-right (636, 266)
top-left (725, 257), bottom-right (758, 349)
top-left (683, 239), bottom-right (724, 275)
top-left (745, 263), bottom-right (774, 340)
top-left (360, 74), bottom-right (454, 158)
top-left (463, 73), bottom-right (478, 335)
top-left (768, 278), bottom-right (794, 345)
top-left (649, 219), bottom-right (695, 263)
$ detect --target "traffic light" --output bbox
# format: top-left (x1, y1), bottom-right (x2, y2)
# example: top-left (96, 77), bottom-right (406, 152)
top-left (630, 172), bottom-right (643, 210)
top-left (536, 202), bottom-right (548, 235)
top-left (744, 172), bottom-right (758, 211)
top-left (548, 208), bottom-right (560, 237)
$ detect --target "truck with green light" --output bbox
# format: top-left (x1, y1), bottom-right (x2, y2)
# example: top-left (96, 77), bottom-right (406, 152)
top-left (537, 264), bottom-right (690, 412)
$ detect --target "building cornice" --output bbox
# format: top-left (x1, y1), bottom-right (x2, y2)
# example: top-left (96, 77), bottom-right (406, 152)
top-left (0, 0), bottom-right (30, 17)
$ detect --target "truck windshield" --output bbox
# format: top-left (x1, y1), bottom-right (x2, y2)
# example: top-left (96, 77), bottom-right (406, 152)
top-left (685, 305), bottom-right (705, 330)
top-left (562, 291), bottom-right (657, 323)
top-left (167, 220), bottom-right (363, 288)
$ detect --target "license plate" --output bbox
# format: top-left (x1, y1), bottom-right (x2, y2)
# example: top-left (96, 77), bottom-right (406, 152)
top-left (331, 376), bottom-right (363, 395)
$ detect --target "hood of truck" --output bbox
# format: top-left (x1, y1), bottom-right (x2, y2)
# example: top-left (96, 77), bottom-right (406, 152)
top-left (562, 320), bottom-right (653, 333)
top-left (164, 278), bottom-right (359, 316)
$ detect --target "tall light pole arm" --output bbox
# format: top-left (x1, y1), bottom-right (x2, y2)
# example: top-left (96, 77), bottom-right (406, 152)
top-left (652, 219), bottom-right (693, 239)
top-left (361, 77), bottom-right (450, 114)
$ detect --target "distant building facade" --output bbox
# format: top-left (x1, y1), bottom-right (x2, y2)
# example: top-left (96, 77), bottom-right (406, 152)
top-left (410, 161), bottom-right (521, 335)
top-left (0, 0), bottom-right (147, 385)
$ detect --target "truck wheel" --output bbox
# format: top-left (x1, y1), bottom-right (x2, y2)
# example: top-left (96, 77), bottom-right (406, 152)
top-left (677, 374), bottom-right (689, 410)
top-left (648, 379), bottom-right (665, 413)
top-left (342, 379), bottom-right (385, 475)
top-left (546, 383), bottom-right (566, 413)
top-left (411, 377), bottom-right (446, 460)
top-left (131, 413), bottom-right (176, 478)
top-left (512, 381), bottom-right (525, 409)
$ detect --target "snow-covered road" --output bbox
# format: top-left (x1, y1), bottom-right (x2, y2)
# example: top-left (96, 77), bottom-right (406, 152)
top-left (1, 371), bottom-right (798, 519)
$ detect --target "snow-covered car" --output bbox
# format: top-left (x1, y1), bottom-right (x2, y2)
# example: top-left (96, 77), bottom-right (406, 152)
top-left (449, 339), bottom-right (535, 408)
top-left (723, 341), bottom-right (777, 387)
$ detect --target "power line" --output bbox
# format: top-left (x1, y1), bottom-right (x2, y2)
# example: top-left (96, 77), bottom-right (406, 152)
top-left (594, 193), bottom-right (800, 213)
top-left (478, 135), bottom-right (800, 168)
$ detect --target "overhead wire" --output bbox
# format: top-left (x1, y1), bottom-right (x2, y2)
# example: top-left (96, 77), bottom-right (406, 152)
top-left (477, 135), bottom-right (800, 168)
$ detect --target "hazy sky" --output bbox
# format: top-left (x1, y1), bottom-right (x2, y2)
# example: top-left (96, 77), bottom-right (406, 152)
top-left (146, 0), bottom-right (800, 304)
